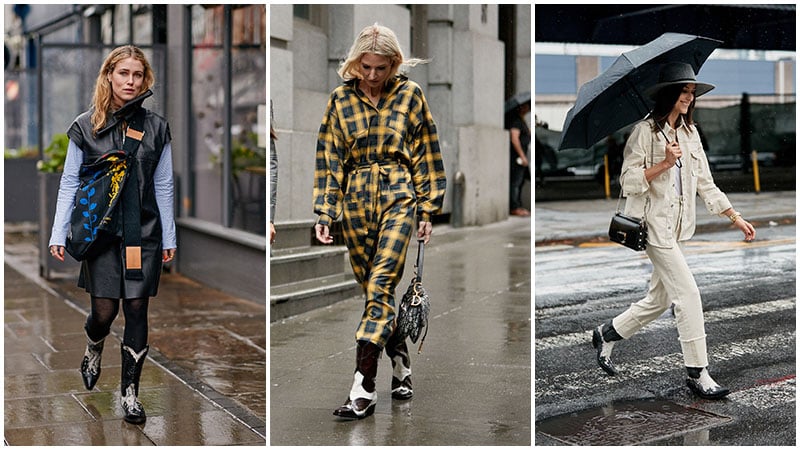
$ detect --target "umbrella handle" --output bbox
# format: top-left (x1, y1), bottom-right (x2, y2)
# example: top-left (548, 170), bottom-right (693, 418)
top-left (653, 120), bottom-right (682, 168)
top-left (415, 240), bottom-right (425, 282)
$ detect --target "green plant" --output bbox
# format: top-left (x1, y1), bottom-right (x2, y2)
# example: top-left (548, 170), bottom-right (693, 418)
top-left (232, 131), bottom-right (266, 175)
top-left (210, 130), bottom-right (266, 176)
top-left (37, 133), bottom-right (70, 173)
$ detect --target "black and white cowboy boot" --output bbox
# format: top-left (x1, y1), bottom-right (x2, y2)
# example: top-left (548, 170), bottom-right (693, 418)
top-left (80, 333), bottom-right (106, 390)
top-left (120, 344), bottom-right (149, 424)
top-left (333, 341), bottom-right (381, 419)
top-left (385, 333), bottom-right (412, 400)
top-left (686, 367), bottom-right (730, 400)
top-left (592, 322), bottom-right (623, 375)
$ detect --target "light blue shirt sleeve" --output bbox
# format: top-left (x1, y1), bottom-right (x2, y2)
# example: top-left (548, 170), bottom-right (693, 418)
top-left (49, 140), bottom-right (177, 250)
top-left (155, 142), bottom-right (177, 250)
top-left (48, 140), bottom-right (84, 247)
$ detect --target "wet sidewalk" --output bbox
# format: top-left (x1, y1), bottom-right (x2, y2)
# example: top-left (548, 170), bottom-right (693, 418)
top-left (4, 227), bottom-right (266, 445)
top-left (535, 190), bottom-right (796, 245)
top-left (270, 217), bottom-right (531, 446)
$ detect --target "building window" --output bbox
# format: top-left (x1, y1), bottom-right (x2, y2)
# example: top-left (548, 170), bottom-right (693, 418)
top-left (293, 5), bottom-right (310, 21)
top-left (190, 4), bottom-right (266, 234)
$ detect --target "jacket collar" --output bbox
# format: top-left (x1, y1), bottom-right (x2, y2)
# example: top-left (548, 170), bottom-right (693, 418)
top-left (345, 75), bottom-right (406, 99)
top-left (98, 89), bottom-right (153, 136)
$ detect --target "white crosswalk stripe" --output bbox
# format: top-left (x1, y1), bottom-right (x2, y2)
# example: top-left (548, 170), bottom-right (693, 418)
top-left (534, 276), bottom-right (789, 320)
top-left (535, 298), bottom-right (795, 351)
top-left (535, 330), bottom-right (796, 399)
top-left (726, 377), bottom-right (796, 410)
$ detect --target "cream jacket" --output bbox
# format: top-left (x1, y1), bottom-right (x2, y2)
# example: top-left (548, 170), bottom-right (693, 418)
top-left (620, 118), bottom-right (732, 248)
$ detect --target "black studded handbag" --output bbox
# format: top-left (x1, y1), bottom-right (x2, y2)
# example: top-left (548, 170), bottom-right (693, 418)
top-left (396, 240), bottom-right (430, 353)
top-left (609, 134), bottom-right (653, 252)
top-left (609, 211), bottom-right (647, 251)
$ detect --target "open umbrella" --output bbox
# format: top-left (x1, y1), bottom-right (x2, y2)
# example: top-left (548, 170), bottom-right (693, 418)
top-left (557, 33), bottom-right (722, 152)
top-left (505, 90), bottom-right (531, 114)
top-left (396, 240), bottom-right (430, 353)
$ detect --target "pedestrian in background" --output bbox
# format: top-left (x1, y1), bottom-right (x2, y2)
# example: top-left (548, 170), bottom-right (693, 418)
top-left (48, 45), bottom-right (175, 424)
top-left (313, 23), bottom-right (447, 420)
top-left (506, 98), bottom-right (531, 217)
top-left (592, 63), bottom-right (755, 399)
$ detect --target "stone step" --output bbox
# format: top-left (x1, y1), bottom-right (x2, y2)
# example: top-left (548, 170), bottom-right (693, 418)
top-left (272, 220), bottom-right (315, 251)
top-left (270, 273), bottom-right (361, 322)
top-left (270, 245), bottom-right (349, 286)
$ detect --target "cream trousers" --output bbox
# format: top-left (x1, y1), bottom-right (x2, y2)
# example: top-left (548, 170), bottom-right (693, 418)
top-left (612, 203), bottom-right (709, 368)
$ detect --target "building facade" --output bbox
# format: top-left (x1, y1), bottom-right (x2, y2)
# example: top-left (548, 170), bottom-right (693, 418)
top-left (270, 4), bottom-right (531, 227)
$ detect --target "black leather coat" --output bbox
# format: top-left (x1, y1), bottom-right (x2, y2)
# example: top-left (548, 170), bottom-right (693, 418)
top-left (67, 105), bottom-right (171, 299)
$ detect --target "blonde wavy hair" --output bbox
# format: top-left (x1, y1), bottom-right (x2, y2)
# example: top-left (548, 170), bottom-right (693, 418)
top-left (337, 23), bottom-right (428, 82)
top-left (90, 45), bottom-right (155, 135)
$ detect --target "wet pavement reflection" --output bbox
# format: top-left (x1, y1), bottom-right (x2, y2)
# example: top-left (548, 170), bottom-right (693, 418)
top-left (270, 218), bottom-right (531, 445)
top-left (536, 399), bottom-right (732, 446)
top-left (4, 229), bottom-right (266, 446)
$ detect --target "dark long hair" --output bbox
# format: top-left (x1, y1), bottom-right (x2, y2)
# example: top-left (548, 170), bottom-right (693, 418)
top-left (650, 83), bottom-right (695, 133)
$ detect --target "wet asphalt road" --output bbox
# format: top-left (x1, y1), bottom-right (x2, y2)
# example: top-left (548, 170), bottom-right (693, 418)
top-left (270, 218), bottom-right (531, 446)
top-left (535, 224), bottom-right (796, 445)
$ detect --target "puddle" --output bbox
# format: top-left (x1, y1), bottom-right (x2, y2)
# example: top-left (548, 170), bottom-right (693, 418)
top-left (536, 399), bottom-right (732, 445)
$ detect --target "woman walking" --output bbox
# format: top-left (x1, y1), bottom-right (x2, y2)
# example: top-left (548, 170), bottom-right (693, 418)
top-left (49, 45), bottom-right (175, 424)
top-left (592, 63), bottom-right (755, 399)
top-left (313, 23), bottom-right (446, 419)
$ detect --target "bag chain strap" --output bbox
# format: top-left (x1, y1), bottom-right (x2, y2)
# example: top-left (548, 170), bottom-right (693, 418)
top-left (615, 123), bottom-right (654, 217)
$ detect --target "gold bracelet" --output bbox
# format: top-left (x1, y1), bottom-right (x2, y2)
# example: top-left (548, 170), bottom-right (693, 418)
top-left (728, 213), bottom-right (742, 224)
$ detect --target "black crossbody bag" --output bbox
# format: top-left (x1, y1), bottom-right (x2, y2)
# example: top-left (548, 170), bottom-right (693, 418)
top-left (609, 209), bottom-right (647, 251)
top-left (609, 131), bottom-right (654, 251)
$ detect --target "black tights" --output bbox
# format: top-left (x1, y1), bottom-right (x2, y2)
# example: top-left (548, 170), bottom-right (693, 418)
top-left (84, 296), bottom-right (149, 352)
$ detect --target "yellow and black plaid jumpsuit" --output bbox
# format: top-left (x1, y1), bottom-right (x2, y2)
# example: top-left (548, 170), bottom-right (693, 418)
top-left (314, 75), bottom-right (447, 348)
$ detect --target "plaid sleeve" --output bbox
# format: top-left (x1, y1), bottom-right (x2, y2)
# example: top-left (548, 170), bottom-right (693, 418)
top-left (409, 87), bottom-right (447, 222)
top-left (313, 94), bottom-right (346, 226)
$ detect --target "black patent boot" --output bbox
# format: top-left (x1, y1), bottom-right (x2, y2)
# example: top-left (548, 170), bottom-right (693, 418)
top-left (333, 341), bottom-right (381, 419)
top-left (385, 333), bottom-right (412, 400)
top-left (80, 332), bottom-right (106, 390)
top-left (592, 322), bottom-right (623, 375)
top-left (686, 367), bottom-right (730, 400)
top-left (120, 344), bottom-right (149, 424)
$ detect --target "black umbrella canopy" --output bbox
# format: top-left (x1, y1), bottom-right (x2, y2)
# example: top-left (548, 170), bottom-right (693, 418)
top-left (505, 91), bottom-right (531, 114)
top-left (557, 33), bottom-right (722, 151)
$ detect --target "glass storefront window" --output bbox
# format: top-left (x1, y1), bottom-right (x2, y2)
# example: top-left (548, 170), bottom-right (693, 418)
top-left (190, 5), bottom-right (266, 234)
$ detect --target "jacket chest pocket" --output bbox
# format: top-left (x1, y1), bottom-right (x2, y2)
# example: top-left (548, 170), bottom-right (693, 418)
top-left (650, 134), bottom-right (667, 167)
top-left (687, 141), bottom-right (704, 177)
top-left (686, 143), bottom-right (707, 196)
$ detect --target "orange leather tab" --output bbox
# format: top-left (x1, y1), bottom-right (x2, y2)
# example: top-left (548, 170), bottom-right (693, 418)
top-left (126, 128), bottom-right (144, 141)
top-left (125, 246), bottom-right (142, 269)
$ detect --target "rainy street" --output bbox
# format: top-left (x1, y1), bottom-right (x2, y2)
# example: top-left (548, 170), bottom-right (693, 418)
top-left (535, 224), bottom-right (796, 445)
top-left (270, 218), bottom-right (531, 446)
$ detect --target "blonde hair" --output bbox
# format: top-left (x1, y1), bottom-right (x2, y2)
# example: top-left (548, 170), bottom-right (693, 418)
top-left (90, 45), bottom-right (155, 135)
top-left (337, 23), bottom-right (428, 82)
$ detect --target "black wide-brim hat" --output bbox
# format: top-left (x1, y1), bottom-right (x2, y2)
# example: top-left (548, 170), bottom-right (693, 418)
top-left (644, 62), bottom-right (715, 100)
